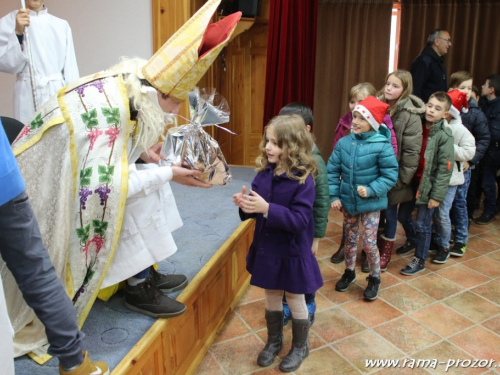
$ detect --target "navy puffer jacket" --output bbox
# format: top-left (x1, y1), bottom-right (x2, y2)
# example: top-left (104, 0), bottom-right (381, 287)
top-left (460, 98), bottom-right (490, 165)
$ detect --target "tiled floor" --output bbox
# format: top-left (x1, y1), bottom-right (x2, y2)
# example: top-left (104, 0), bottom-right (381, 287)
top-left (195, 209), bottom-right (500, 374)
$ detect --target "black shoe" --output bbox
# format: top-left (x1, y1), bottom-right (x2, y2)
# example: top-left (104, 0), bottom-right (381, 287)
top-left (400, 257), bottom-right (425, 276)
top-left (125, 279), bottom-right (186, 318)
top-left (335, 269), bottom-right (356, 292)
top-left (474, 213), bottom-right (496, 225)
top-left (432, 246), bottom-right (450, 264)
top-left (149, 267), bottom-right (188, 293)
top-left (396, 240), bottom-right (416, 255)
top-left (363, 276), bottom-right (381, 301)
top-left (450, 242), bottom-right (466, 257)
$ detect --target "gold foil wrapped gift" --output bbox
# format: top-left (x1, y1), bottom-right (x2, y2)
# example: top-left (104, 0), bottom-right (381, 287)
top-left (160, 88), bottom-right (233, 185)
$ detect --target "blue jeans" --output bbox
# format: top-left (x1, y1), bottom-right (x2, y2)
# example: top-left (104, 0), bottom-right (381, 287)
top-left (414, 204), bottom-right (436, 261)
top-left (433, 185), bottom-right (458, 248)
top-left (0, 191), bottom-right (84, 368)
top-left (451, 168), bottom-right (471, 243)
top-left (133, 268), bottom-right (151, 279)
top-left (396, 181), bottom-right (419, 243)
top-left (383, 204), bottom-right (398, 239)
top-left (481, 164), bottom-right (500, 216)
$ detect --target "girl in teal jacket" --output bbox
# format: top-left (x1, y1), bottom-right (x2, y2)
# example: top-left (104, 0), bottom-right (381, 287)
top-left (327, 96), bottom-right (398, 300)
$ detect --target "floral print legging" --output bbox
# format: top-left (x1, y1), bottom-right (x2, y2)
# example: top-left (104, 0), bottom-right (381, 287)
top-left (343, 210), bottom-right (381, 277)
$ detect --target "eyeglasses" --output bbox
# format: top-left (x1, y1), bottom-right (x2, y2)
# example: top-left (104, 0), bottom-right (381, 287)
top-left (438, 37), bottom-right (452, 44)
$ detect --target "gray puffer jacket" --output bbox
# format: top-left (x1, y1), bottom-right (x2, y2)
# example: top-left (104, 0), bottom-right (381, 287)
top-left (387, 95), bottom-right (425, 205)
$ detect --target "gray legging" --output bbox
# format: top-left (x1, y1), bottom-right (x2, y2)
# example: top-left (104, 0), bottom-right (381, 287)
top-left (0, 191), bottom-right (84, 369)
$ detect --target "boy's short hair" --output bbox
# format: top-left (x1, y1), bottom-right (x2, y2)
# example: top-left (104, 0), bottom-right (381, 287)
top-left (472, 85), bottom-right (480, 98)
top-left (449, 71), bottom-right (473, 89)
top-left (279, 102), bottom-right (313, 126)
top-left (487, 74), bottom-right (500, 96)
top-left (349, 82), bottom-right (376, 100)
top-left (429, 91), bottom-right (452, 111)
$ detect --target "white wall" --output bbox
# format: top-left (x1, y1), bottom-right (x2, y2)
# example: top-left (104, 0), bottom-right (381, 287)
top-left (0, 0), bottom-right (153, 117)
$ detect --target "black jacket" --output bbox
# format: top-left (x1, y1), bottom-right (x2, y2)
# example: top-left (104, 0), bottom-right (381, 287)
top-left (479, 96), bottom-right (500, 165)
top-left (410, 45), bottom-right (448, 102)
top-left (460, 98), bottom-right (490, 165)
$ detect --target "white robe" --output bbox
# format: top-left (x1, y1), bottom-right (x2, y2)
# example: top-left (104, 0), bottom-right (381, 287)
top-left (101, 152), bottom-right (183, 288)
top-left (0, 7), bottom-right (79, 124)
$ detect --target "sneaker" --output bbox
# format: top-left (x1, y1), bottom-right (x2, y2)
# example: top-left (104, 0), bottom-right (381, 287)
top-left (283, 302), bottom-right (291, 326)
top-left (396, 240), bottom-right (416, 255)
top-left (59, 351), bottom-right (109, 375)
top-left (307, 301), bottom-right (316, 325)
top-left (363, 276), bottom-right (381, 301)
top-left (400, 257), bottom-right (425, 276)
top-left (432, 246), bottom-right (450, 264)
top-left (149, 266), bottom-right (188, 293)
top-left (335, 268), bottom-right (356, 292)
top-left (474, 213), bottom-right (496, 225)
top-left (125, 279), bottom-right (187, 318)
top-left (450, 242), bottom-right (467, 257)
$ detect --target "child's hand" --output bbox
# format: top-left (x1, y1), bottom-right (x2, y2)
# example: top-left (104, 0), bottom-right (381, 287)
top-left (311, 238), bottom-right (319, 256)
top-left (463, 161), bottom-right (470, 171)
top-left (240, 189), bottom-right (269, 214)
top-left (331, 200), bottom-right (342, 211)
top-left (233, 185), bottom-right (247, 207)
top-left (357, 186), bottom-right (368, 198)
top-left (428, 199), bottom-right (440, 209)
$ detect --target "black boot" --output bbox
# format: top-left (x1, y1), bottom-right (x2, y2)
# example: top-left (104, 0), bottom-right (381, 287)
top-left (279, 317), bottom-right (310, 372)
top-left (149, 266), bottom-right (188, 293)
top-left (330, 237), bottom-right (345, 263)
top-left (257, 310), bottom-right (284, 367)
top-left (363, 275), bottom-right (381, 301)
top-left (361, 250), bottom-right (370, 273)
top-left (125, 279), bottom-right (186, 318)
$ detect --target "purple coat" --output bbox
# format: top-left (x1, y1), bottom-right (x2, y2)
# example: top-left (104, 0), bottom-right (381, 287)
top-left (240, 166), bottom-right (323, 294)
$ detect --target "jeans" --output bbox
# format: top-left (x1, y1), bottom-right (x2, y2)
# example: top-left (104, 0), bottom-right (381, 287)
top-left (451, 168), bottom-right (472, 243)
top-left (433, 185), bottom-right (458, 248)
top-left (383, 204), bottom-right (398, 239)
top-left (414, 204), bottom-right (436, 261)
top-left (0, 191), bottom-right (84, 368)
top-left (481, 164), bottom-right (500, 216)
top-left (396, 181), bottom-right (419, 243)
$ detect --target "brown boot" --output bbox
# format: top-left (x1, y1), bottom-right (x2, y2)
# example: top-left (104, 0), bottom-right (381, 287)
top-left (330, 237), bottom-right (345, 263)
top-left (378, 235), bottom-right (395, 272)
top-left (361, 250), bottom-right (369, 273)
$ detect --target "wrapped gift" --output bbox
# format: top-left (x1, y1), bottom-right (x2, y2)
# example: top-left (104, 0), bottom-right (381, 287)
top-left (160, 88), bottom-right (232, 185)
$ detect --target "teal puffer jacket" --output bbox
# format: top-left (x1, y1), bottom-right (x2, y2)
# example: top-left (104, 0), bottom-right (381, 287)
top-left (328, 126), bottom-right (399, 215)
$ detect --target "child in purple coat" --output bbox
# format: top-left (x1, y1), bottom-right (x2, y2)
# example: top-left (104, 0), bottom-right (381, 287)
top-left (233, 115), bottom-right (323, 372)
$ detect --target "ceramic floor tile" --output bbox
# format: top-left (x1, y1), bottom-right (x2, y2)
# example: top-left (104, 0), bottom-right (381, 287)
top-left (449, 325), bottom-right (500, 363)
top-left (374, 316), bottom-right (441, 354)
top-left (468, 223), bottom-right (493, 236)
top-left (410, 303), bottom-right (474, 338)
top-left (408, 273), bottom-right (464, 301)
top-left (313, 291), bottom-right (335, 312)
top-left (214, 312), bottom-right (251, 344)
top-left (295, 346), bottom-right (360, 375)
top-left (238, 284), bottom-right (265, 305)
top-left (325, 222), bottom-right (344, 237)
top-left (423, 258), bottom-right (458, 272)
top-left (316, 238), bottom-right (338, 259)
top-left (317, 259), bottom-right (342, 282)
top-left (333, 330), bottom-right (404, 373)
top-left (472, 280), bottom-right (500, 305)
top-left (442, 291), bottom-right (500, 322)
top-left (318, 278), bottom-right (365, 305)
top-left (378, 271), bottom-right (404, 290)
top-left (466, 237), bottom-right (500, 255)
top-left (234, 299), bottom-right (267, 330)
top-left (210, 334), bottom-right (265, 375)
top-left (448, 248), bottom-right (482, 263)
top-left (310, 307), bottom-right (366, 343)
top-left (487, 250), bottom-right (500, 263)
top-left (478, 229), bottom-right (500, 245)
top-left (379, 284), bottom-right (435, 313)
top-left (249, 366), bottom-right (284, 374)
top-left (413, 341), bottom-right (485, 375)
top-left (386, 257), bottom-right (431, 280)
top-left (436, 264), bottom-right (491, 289)
top-left (464, 256), bottom-right (500, 278)
top-left (341, 298), bottom-right (403, 328)
top-left (193, 352), bottom-right (225, 375)
top-left (482, 315), bottom-right (500, 336)
top-left (373, 366), bottom-right (431, 375)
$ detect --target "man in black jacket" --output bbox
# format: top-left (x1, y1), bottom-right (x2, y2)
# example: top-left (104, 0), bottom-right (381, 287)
top-left (476, 74), bottom-right (500, 225)
top-left (411, 29), bottom-right (452, 102)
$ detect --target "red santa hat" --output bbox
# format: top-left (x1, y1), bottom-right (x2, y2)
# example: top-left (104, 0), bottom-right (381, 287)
top-left (447, 89), bottom-right (469, 119)
top-left (353, 96), bottom-right (389, 131)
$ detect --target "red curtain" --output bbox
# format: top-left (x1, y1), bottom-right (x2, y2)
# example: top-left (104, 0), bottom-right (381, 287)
top-left (262, 0), bottom-right (318, 127)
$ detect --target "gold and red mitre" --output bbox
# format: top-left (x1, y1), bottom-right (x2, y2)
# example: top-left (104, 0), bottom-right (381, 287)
top-left (142, 0), bottom-right (241, 102)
